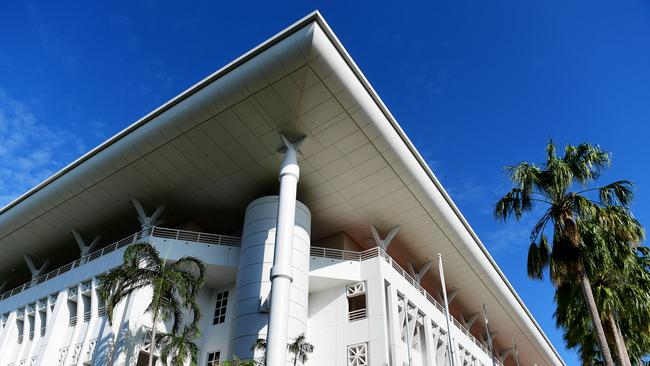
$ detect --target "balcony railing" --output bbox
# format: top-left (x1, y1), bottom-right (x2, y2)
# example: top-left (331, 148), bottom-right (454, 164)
top-left (310, 246), bottom-right (501, 365)
top-left (40, 326), bottom-right (46, 337)
top-left (98, 305), bottom-right (107, 318)
top-left (348, 308), bottom-right (367, 322)
top-left (83, 311), bottom-right (91, 322)
top-left (0, 227), bottom-right (241, 302)
top-left (69, 316), bottom-right (77, 327)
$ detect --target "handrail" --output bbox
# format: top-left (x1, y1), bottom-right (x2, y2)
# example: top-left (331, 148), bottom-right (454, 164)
top-left (310, 245), bottom-right (501, 364)
top-left (0, 227), bottom-right (241, 302)
top-left (348, 308), bottom-right (367, 322)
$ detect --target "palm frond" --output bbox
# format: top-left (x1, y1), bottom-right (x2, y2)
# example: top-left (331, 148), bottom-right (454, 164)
top-left (563, 142), bottom-right (610, 184)
top-left (494, 188), bottom-right (533, 221)
top-left (599, 180), bottom-right (634, 207)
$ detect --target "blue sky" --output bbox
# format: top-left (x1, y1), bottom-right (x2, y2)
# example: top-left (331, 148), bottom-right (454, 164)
top-left (2, 1), bottom-right (650, 363)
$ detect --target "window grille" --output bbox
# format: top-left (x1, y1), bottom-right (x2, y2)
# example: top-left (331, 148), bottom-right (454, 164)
top-left (346, 282), bottom-right (366, 297)
top-left (347, 343), bottom-right (368, 366)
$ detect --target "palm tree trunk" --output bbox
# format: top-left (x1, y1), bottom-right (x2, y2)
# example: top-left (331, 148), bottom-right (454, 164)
top-left (578, 266), bottom-right (615, 366)
top-left (607, 312), bottom-right (631, 366)
top-left (149, 312), bottom-right (158, 366)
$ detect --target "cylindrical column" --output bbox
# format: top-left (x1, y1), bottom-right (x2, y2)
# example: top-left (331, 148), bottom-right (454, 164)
top-left (228, 196), bottom-right (310, 362)
top-left (266, 137), bottom-right (303, 366)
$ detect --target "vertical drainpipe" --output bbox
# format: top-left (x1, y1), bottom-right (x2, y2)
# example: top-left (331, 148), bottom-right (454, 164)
top-left (265, 134), bottom-right (304, 366)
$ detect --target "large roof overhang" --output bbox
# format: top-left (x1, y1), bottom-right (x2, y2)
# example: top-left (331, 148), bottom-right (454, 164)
top-left (0, 11), bottom-right (563, 365)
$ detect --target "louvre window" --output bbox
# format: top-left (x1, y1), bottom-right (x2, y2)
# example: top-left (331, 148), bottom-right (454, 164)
top-left (346, 282), bottom-right (367, 322)
top-left (213, 291), bottom-right (228, 325)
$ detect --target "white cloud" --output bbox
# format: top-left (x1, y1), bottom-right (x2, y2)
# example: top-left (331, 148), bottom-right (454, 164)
top-left (0, 88), bottom-right (85, 205)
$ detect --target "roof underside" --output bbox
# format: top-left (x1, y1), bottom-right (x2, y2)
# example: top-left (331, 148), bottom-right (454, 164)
top-left (0, 13), bottom-right (563, 366)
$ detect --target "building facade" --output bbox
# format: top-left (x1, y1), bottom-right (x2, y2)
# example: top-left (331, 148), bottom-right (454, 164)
top-left (0, 12), bottom-right (564, 366)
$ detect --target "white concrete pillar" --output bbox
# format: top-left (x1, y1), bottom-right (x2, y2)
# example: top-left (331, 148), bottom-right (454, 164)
top-left (16, 310), bottom-right (28, 360)
top-left (385, 283), bottom-right (402, 366)
top-left (228, 195), bottom-right (310, 363)
top-left (365, 275), bottom-right (390, 366)
top-left (26, 305), bottom-right (41, 360)
top-left (38, 291), bottom-right (66, 365)
top-left (423, 317), bottom-right (436, 366)
top-left (75, 280), bottom-right (100, 366)
top-left (0, 311), bottom-right (18, 364)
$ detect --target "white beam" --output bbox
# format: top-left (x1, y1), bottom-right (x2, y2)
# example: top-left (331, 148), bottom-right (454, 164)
top-left (71, 229), bottom-right (102, 258)
top-left (131, 198), bottom-right (166, 229)
top-left (498, 348), bottom-right (513, 363)
top-left (370, 224), bottom-right (400, 251)
top-left (464, 312), bottom-right (480, 329)
top-left (407, 260), bottom-right (433, 284)
top-left (23, 255), bottom-right (50, 280)
top-left (447, 289), bottom-right (459, 304)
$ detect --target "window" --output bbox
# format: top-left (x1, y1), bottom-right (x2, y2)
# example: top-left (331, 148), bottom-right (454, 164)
top-left (213, 291), bottom-right (229, 325)
top-left (206, 351), bottom-right (221, 366)
top-left (347, 343), bottom-right (368, 366)
top-left (346, 282), bottom-right (367, 322)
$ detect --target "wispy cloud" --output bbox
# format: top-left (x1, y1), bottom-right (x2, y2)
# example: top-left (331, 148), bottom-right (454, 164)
top-left (446, 179), bottom-right (547, 257)
top-left (0, 88), bottom-right (85, 205)
top-left (446, 179), bottom-right (511, 215)
top-left (485, 215), bottom-right (538, 256)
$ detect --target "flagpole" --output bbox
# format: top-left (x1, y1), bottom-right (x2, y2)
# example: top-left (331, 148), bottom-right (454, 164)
top-left (438, 253), bottom-right (456, 366)
top-left (483, 302), bottom-right (496, 366)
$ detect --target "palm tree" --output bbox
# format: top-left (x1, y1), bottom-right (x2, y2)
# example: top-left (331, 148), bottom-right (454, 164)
top-left (576, 225), bottom-right (650, 366)
top-left (495, 141), bottom-right (644, 366)
top-left (99, 243), bottom-right (206, 366)
top-left (159, 326), bottom-right (200, 366)
top-left (557, 240), bottom-right (650, 366)
top-left (251, 338), bottom-right (267, 365)
top-left (287, 333), bottom-right (314, 366)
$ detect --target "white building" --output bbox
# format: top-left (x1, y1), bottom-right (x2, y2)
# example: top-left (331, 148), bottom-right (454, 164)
top-left (0, 12), bottom-right (564, 366)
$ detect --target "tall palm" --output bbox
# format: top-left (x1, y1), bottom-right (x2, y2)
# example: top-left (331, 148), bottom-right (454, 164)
top-left (251, 338), bottom-right (267, 363)
top-left (555, 247), bottom-right (650, 366)
top-left (159, 326), bottom-right (200, 366)
top-left (99, 243), bottom-right (206, 366)
top-left (287, 333), bottom-right (314, 366)
top-left (495, 141), bottom-right (644, 366)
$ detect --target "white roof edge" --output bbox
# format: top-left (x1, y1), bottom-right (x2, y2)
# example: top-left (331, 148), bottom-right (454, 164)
top-left (0, 10), bottom-right (563, 364)
top-left (306, 13), bottom-right (564, 365)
